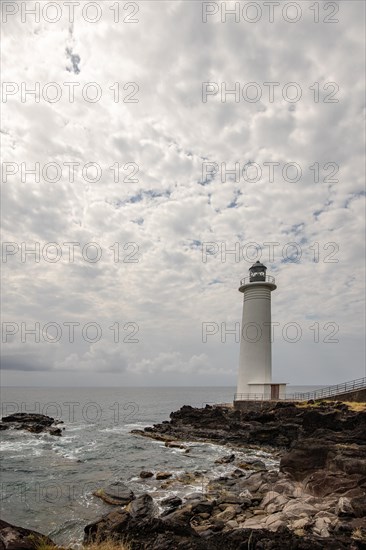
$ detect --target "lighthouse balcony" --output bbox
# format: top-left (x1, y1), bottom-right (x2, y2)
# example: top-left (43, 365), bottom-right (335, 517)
top-left (240, 275), bottom-right (276, 286)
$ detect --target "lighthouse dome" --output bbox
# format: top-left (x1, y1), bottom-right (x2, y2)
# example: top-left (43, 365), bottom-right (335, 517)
top-left (249, 260), bottom-right (267, 282)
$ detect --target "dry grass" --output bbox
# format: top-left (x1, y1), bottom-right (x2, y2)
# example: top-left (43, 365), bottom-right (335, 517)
top-left (352, 527), bottom-right (366, 541)
top-left (295, 400), bottom-right (366, 411)
top-left (341, 401), bottom-right (366, 412)
top-left (295, 400), bottom-right (332, 409)
top-left (35, 541), bottom-right (131, 550)
top-left (86, 543), bottom-right (131, 550)
top-left (335, 442), bottom-right (360, 450)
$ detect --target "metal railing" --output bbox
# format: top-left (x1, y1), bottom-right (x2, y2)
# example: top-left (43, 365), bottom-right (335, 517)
top-left (240, 275), bottom-right (276, 286)
top-left (234, 393), bottom-right (276, 401)
top-left (234, 377), bottom-right (366, 402)
top-left (288, 377), bottom-right (366, 401)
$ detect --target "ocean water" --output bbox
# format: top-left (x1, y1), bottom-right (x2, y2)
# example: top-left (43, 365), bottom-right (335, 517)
top-left (0, 386), bottom-right (318, 546)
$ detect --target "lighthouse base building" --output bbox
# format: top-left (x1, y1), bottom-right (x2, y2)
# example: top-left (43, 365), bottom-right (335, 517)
top-left (235, 261), bottom-right (286, 402)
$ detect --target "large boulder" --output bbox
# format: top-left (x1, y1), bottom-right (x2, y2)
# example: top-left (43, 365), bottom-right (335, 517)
top-left (156, 472), bottom-right (172, 480)
top-left (281, 500), bottom-right (318, 520)
top-left (335, 497), bottom-right (355, 517)
top-left (351, 496), bottom-right (366, 518)
top-left (301, 410), bottom-right (341, 433)
top-left (191, 501), bottom-right (214, 515)
top-left (140, 470), bottom-right (154, 479)
top-left (280, 442), bottom-right (329, 480)
top-left (305, 470), bottom-right (365, 498)
top-left (93, 481), bottom-right (135, 505)
top-left (160, 495), bottom-right (182, 516)
top-left (0, 519), bottom-right (57, 550)
top-left (127, 493), bottom-right (156, 519)
top-left (84, 509), bottom-right (130, 543)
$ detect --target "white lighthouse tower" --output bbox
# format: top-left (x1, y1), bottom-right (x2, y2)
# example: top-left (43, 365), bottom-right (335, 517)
top-left (236, 261), bottom-right (286, 402)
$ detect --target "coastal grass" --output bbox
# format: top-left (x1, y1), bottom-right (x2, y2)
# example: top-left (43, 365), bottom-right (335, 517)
top-left (35, 541), bottom-right (131, 550)
top-left (295, 400), bottom-right (366, 411)
top-left (85, 543), bottom-right (132, 550)
top-left (352, 527), bottom-right (366, 541)
top-left (342, 401), bottom-right (366, 411)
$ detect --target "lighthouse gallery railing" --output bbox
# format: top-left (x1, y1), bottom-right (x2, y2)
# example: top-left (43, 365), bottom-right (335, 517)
top-left (240, 275), bottom-right (276, 286)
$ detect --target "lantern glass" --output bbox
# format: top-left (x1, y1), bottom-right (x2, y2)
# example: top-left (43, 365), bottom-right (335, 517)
top-left (249, 261), bottom-right (267, 282)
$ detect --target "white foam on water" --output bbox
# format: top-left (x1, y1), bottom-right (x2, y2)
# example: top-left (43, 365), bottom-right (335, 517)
top-left (103, 421), bottom-right (147, 433)
top-left (102, 425), bottom-right (130, 434)
top-left (58, 451), bottom-right (81, 460)
top-left (52, 435), bottom-right (77, 445)
top-left (125, 421), bottom-right (148, 428)
top-left (64, 424), bottom-right (90, 432)
top-left (0, 435), bottom-right (49, 458)
top-left (49, 434), bottom-right (100, 461)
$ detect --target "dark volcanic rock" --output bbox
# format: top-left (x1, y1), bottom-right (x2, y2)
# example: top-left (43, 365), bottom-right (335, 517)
top-left (280, 437), bottom-right (366, 497)
top-left (48, 427), bottom-right (62, 436)
top-left (156, 472), bottom-right (172, 480)
top-left (214, 453), bottom-right (235, 464)
top-left (191, 500), bottom-right (214, 515)
top-left (161, 495), bottom-right (182, 508)
top-left (0, 519), bottom-right (57, 549)
top-left (136, 403), bottom-right (366, 486)
top-left (93, 482), bottom-right (135, 506)
top-left (280, 441), bottom-right (330, 480)
top-left (127, 401), bottom-right (366, 547)
top-left (160, 495), bottom-right (183, 517)
top-left (304, 470), bottom-right (366, 498)
top-left (127, 493), bottom-right (155, 519)
top-left (83, 504), bottom-right (361, 549)
top-left (0, 413), bottom-right (62, 436)
top-left (84, 509), bottom-right (130, 543)
top-left (351, 495), bottom-right (366, 518)
top-left (140, 470), bottom-right (154, 479)
top-left (301, 410), bottom-right (341, 433)
top-left (1, 413), bottom-right (54, 425)
top-left (135, 403), bottom-right (305, 447)
top-left (95, 402), bottom-right (362, 548)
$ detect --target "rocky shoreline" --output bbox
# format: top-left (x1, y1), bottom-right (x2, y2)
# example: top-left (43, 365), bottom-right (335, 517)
top-left (1, 401), bottom-right (365, 549)
top-left (84, 400), bottom-right (365, 549)
top-left (0, 413), bottom-right (63, 436)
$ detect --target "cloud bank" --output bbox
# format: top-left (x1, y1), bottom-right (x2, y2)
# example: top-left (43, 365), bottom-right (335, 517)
top-left (1, 1), bottom-right (365, 387)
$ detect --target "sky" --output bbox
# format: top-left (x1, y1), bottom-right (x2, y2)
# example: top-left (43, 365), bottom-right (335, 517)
top-left (1, 0), bottom-right (365, 388)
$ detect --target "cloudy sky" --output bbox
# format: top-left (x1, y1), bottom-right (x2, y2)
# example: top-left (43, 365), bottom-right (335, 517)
top-left (1, 0), bottom-right (365, 388)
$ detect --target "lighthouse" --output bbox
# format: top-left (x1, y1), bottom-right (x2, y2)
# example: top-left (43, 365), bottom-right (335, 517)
top-left (235, 261), bottom-right (286, 402)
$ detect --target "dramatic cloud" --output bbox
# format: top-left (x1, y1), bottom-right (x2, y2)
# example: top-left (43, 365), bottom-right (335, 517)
top-left (1, 0), bottom-right (365, 387)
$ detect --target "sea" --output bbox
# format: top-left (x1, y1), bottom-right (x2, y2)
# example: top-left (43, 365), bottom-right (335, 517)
top-left (0, 386), bottom-right (319, 547)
